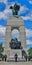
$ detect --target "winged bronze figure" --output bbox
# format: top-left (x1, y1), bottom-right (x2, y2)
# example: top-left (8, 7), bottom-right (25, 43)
top-left (10, 3), bottom-right (20, 15)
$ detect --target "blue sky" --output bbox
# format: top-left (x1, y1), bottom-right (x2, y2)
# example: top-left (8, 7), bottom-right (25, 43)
top-left (0, 0), bottom-right (32, 49)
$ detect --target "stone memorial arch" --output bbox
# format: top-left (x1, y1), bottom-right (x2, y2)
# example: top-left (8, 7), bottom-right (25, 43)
top-left (4, 3), bottom-right (27, 60)
top-left (4, 16), bottom-right (26, 59)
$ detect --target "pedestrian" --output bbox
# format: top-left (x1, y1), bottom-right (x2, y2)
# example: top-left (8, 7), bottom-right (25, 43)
top-left (14, 53), bottom-right (18, 62)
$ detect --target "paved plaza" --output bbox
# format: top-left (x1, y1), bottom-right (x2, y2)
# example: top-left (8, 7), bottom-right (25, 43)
top-left (0, 61), bottom-right (32, 65)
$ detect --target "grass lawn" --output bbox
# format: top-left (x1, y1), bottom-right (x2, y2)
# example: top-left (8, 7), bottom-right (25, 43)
top-left (0, 58), bottom-right (2, 61)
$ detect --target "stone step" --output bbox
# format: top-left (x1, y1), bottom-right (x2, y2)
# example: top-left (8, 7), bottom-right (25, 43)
top-left (7, 57), bottom-right (26, 62)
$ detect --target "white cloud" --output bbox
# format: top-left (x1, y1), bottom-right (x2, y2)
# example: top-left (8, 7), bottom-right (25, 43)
top-left (25, 28), bottom-right (32, 38)
top-left (0, 25), bottom-right (6, 37)
top-left (0, 25), bottom-right (6, 46)
top-left (0, 1), bottom-right (13, 19)
top-left (29, 0), bottom-right (32, 4)
top-left (11, 29), bottom-right (20, 41)
top-left (26, 27), bottom-right (32, 45)
top-left (0, 0), bottom-right (7, 4)
top-left (26, 40), bottom-right (32, 45)
top-left (9, 2), bottom-right (15, 6)
top-left (19, 5), bottom-right (28, 14)
top-left (0, 10), bottom-right (12, 19)
top-left (22, 16), bottom-right (32, 20)
top-left (0, 12), bottom-right (6, 19)
top-left (21, 10), bottom-right (32, 20)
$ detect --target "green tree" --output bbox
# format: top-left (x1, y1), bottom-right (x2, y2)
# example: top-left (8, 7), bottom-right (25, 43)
top-left (0, 43), bottom-right (4, 60)
top-left (28, 48), bottom-right (32, 58)
top-left (0, 43), bottom-right (4, 53)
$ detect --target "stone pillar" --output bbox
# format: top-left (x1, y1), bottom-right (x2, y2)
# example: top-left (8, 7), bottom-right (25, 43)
top-left (19, 26), bottom-right (26, 49)
top-left (4, 25), bottom-right (11, 59)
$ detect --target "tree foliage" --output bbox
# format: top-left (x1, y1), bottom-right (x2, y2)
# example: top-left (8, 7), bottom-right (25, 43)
top-left (0, 43), bottom-right (4, 53)
top-left (28, 48), bottom-right (32, 58)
